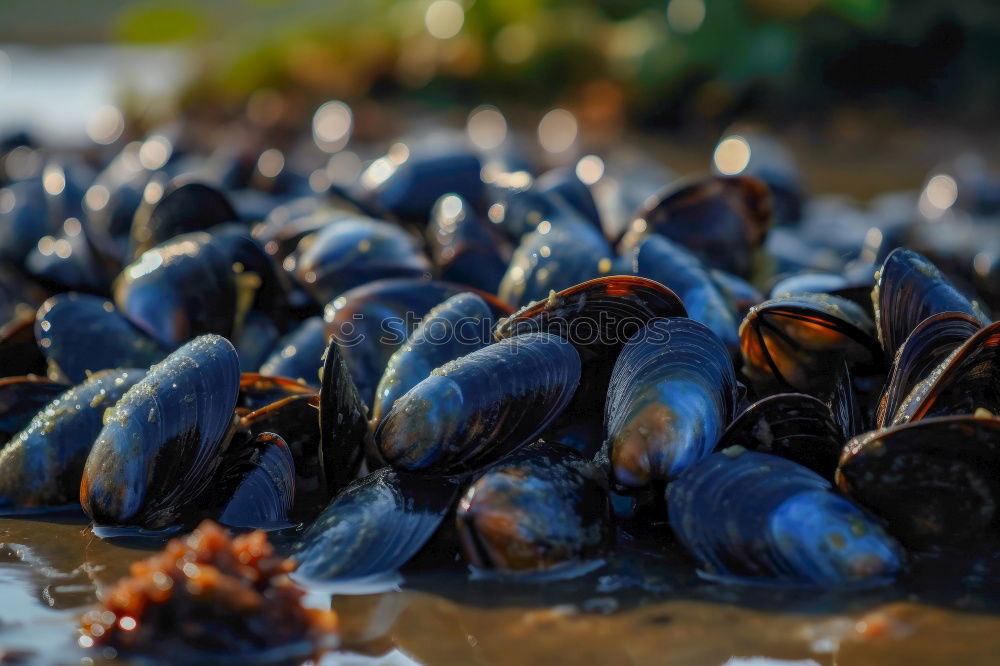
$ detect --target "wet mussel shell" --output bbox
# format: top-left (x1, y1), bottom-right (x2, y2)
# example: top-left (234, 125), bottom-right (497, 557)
top-left (81, 335), bottom-right (241, 532)
top-left (739, 293), bottom-right (883, 400)
top-left (619, 175), bottom-right (773, 279)
top-left (376, 333), bottom-right (581, 474)
top-left (0, 375), bottom-right (67, 444)
top-left (875, 311), bottom-right (982, 428)
top-left (372, 292), bottom-right (493, 426)
top-left (293, 467), bottom-right (461, 586)
top-left (715, 392), bottom-right (845, 480)
top-left (426, 195), bottom-right (509, 294)
top-left (457, 441), bottom-right (611, 572)
top-left (890, 320), bottom-right (1000, 426)
top-left (0, 369), bottom-right (145, 509)
top-left (324, 278), bottom-right (512, 406)
top-left (604, 317), bottom-right (738, 488)
top-left (318, 338), bottom-right (372, 495)
top-left (873, 248), bottom-right (990, 362)
top-left (129, 180), bottom-right (237, 259)
top-left (0, 311), bottom-right (49, 379)
top-left (259, 316), bottom-right (327, 387)
top-left (35, 293), bottom-right (166, 384)
top-left (289, 217), bottom-right (431, 305)
top-left (669, 449), bottom-right (904, 586)
top-left (631, 234), bottom-right (739, 354)
top-left (217, 432), bottom-right (296, 530)
top-left (837, 416), bottom-right (1000, 548)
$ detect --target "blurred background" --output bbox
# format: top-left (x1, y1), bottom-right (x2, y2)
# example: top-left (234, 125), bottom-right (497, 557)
top-left (1, 0), bottom-right (999, 197)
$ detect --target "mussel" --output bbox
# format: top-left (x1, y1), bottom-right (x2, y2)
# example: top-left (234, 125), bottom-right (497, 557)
top-left (669, 448), bottom-right (904, 585)
top-left (372, 292), bottom-right (493, 426)
top-left (604, 317), bottom-right (738, 488)
top-left (0, 369), bottom-right (146, 510)
top-left (376, 333), bottom-right (581, 474)
top-left (739, 293), bottom-right (883, 400)
top-left (426, 194), bottom-right (509, 294)
top-left (259, 316), bottom-right (327, 387)
top-left (293, 467), bottom-right (461, 584)
top-left (80, 335), bottom-right (240, 532)
top-left (217, 432), bottom-right (295, 529)
top-left (619, 175), bottom-right (773, 279)
top-left (129, 180), bottom-right (237, 259)
top-left (457, 441), bottom-right (611, 573)
top-left (288, 217), bottom-right (431, 304)
top-left (0, 375), bottom-right (66, 443)
top-left (35, 293), bottom-right (166, 384)
top-left (837, 415), bottom-right (1000, 548)
top-left (873, 248), bottom-right (989, 362)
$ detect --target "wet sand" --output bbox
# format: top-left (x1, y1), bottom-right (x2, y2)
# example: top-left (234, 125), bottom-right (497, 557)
top-left (2, 514), bottom-right (999, 665)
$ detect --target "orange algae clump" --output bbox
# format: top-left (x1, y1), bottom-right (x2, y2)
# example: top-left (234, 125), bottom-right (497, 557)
top-left (79, 520), bottom-right (338, 659)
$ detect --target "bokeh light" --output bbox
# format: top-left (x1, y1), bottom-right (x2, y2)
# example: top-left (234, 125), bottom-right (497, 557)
top-left (667, 0), bottom-right (706, 34)
top-left (425, 0), bottom-right (465, 40)
top-left (713, 135), bottom-right (751, 175)
top-left (86, 105), bottom-right (124, 145)
top-left (466, 106), bottom-right (507, 151)
top-left (537, 109), bottom-right (578, 154)
top-left (312, 101), bottom-right (353, 153)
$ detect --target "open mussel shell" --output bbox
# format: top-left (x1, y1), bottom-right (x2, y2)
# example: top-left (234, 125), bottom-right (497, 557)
top-left (217, 432), bottom-right (295, 529)
top-left (604, 317), bottom-right (738, 488)
top-left (259, 316), bottom-right (326, 387)
top-left (874, 248), bottom-right (990, 362)
top-left (876, 312), bottom-right (982, 428)
top-left (35, 293), bottom-right (166, 384)
top-left (0, 376), bottom-right (67, 444)
top-left (669, 448), bottom-right (904, 586)
top-left (373, 292), bottom-right (493, 426)
top-left (289, 217), bottom-right (431, 305)
top-left (81, 335), bottom-right (240, 532)
top-left (426, 194), bottom-right (509, 294)
top-left (837, 415), bottom-right (1000, 548)
top-left (114, 229), bottom-right (284, 350)
top-left (319, 338), bottom-right (373, 495)
top-left (129, 180), bottom-right (237, 259)
top-left (619, 175), bottom-right (773, 279)
top-left (631, 235), bottom-right (739, 354)
top-left (498, 219), bottom-right (615, 308)
top-left (236, 378), bottom-right (324, 519)
top-left (324, 278), bottom-right (511, 406)
top-left (293, 467), bottom-right (461, 586)
top-left (0, 369), bottom-right (145, 510)
top-left (890, 320), bottom-right (1000, 425)
top-left (457, 441), bottom-right (611, 573)
top-left (376, 333), bottom-right (581, 474)
top-left (739, 293), bottom-right (883, 400)
top-left (716, 393), bottom-right (845, 480)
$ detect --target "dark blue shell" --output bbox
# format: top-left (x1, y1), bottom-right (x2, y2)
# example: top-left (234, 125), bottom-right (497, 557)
top-left (605, 317), bottom-right (738, 488)
top-left (372, 292), bottom-right (493, 425)
top-left (498, 219), bottom-right (614, 307)
top-left (259, 316), bottom-right (326, 387)
top-left (669, 449), bottom-right (904, 586)
top-left (233, 311), bottom-right (281, 373)
top-left (289, 217), bottom-right (430, 304)
top-left (293, 467), bottom-right (460, 584)
top-left (218, 432), bottom-right (295, 529)
top-left (114, 229), bottom-right (281, 350)
top-left (426, 195), bottom-right (508, 294)
top-left (81, 335), bottom-right (240, 531)
top-left (534, 167), bottom-right (603, 231)
top-left (35, 293), bottom-right (166, 384)
top-left (359, 146), bottom-right (483, 224)
top-left (129, 180), bottom-right (237, 259)
top-left (632, 234), bottom-right (739, 354)
top-left (0, 376), bottom-right (66, 444)
top-left (874, 248), bottom-right (990, 362)
top-left (0, 369), bottom-right (145, 509)
top-left (377, 333), bottom-right (581, 474)
top-left (457, 441), bottom-right (610, 572)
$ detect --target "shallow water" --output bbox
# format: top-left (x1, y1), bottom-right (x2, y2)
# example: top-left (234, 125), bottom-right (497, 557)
top-left (2, 513), bottom-right (1000, 665)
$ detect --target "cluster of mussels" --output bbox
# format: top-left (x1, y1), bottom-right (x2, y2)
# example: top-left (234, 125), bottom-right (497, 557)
top-left (1, 124), bottom-right (999, 633)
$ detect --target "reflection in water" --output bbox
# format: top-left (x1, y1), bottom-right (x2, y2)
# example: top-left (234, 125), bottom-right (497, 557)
top-left (3, 515), bottom-right (1000, 665)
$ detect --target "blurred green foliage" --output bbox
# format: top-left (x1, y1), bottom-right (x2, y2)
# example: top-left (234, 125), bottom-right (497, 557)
top-left (3, 0), bottom-right (999, 123)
